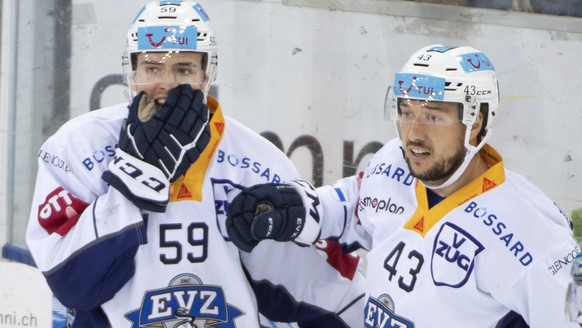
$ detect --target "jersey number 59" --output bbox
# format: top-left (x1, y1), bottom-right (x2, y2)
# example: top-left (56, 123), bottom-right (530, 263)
top-left (159, 222), bottom-right (209, 264)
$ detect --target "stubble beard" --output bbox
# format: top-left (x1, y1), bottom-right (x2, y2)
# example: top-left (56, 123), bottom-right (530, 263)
top-left (406, 143), bottom-right (466, 183)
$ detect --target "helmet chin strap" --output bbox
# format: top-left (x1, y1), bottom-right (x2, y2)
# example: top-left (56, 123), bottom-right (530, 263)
top-left (394, 120), bottom-right (478, 191)
top-left (394, 101), bottom-right (491, 191)
top-left (422, 125), bottom-right (483, 191)
top-left (423, 145), bottom-right (478, 190)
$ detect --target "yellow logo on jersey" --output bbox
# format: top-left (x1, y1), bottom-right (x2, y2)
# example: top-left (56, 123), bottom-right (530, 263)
top-left (482, 177), bottom-right (496, 192)
top-left (176, 183), bottom-right (192, 200)
top-left (413, 216), bottom-right (425, 233)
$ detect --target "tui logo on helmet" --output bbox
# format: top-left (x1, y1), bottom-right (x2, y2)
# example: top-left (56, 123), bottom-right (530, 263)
top-left (394, 73), bottom-right (445, 101)
top-left (138, 26), bottom-right (198, 50)
top-left (459, 52), bottom-right (495, 73)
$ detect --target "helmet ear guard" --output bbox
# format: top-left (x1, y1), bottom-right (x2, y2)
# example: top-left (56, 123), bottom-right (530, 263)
top-left (462, 94), bottom-right (495, 151)
top-left (123, 0), bottom-right (218, 98)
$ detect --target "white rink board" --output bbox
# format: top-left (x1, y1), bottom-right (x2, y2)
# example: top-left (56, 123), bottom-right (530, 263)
top-left (69, 0), bottom-right (582, 215)
top-left (0, 262), bottom-right (52, 327)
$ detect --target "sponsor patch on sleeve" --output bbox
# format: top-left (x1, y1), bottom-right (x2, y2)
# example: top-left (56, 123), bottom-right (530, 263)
top-left (37, 187), bottom-right (89, 236)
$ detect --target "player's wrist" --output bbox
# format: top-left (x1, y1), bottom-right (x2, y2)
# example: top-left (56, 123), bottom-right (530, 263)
top-left (287, 180), bottom-right (322, 246)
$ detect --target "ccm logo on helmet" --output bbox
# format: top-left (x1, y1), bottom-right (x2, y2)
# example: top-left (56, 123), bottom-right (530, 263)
top-left (463, 85), bottom-right (492, 96)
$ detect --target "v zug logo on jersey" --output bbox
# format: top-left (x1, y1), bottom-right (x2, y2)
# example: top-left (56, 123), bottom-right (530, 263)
top-left (431, 222), bottom-right (484, 288)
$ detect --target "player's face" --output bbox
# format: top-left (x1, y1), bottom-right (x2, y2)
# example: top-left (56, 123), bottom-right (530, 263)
top-left (132, 52), bottom-right (207, 103)
top-left (397, 99), bottom-right (466, 184)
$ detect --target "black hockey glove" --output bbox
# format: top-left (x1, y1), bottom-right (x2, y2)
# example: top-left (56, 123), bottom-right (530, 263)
top-left (226, 181), bottom-right (322, 252)
top-left (118, 84), bottom-right (211, 182)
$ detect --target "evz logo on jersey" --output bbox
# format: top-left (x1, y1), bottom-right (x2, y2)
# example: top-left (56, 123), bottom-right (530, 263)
top-left (125, 274), bottom-right (243, 327)
top-left (431, 222), bottom-right (484, 287)
top-left (364, 295), bottom-right (414, 328)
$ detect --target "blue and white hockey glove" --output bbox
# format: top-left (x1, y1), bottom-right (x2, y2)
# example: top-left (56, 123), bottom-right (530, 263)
top-left (226, 180), bottom-right (322, 252)
top-left (102, 84), bottom-right (211, 212)
top-left (118, 84), bottom-right (211, 182)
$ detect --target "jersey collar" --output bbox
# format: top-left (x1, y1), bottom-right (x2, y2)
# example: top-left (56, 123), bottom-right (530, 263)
top-left (404, 144), bottom-right (505, 237)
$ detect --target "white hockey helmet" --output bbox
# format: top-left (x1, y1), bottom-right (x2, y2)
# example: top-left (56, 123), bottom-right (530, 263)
top-left (386, 45), bottom-right (500, 189)
top-left (386, 44), bottom-right (499, 151)
top-left (123, 0), bottom-right (218, 96)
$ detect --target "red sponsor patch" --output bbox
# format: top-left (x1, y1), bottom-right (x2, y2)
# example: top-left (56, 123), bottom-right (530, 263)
top-left (316, 239), bottom-right (360, 280)
top-left (38, 187), bottom-right (89, 236)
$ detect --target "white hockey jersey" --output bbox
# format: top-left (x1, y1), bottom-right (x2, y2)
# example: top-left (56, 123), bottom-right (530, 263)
top-left (317, 138), bottom-right (579, 327)
top-left (26, 97), bottom-right (365, 327)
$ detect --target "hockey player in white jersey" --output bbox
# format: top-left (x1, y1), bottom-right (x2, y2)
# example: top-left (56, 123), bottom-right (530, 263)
top-left (25, 1), bottom-right (365, 326)
top-left (226, 45), bottom-right (581, 327)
